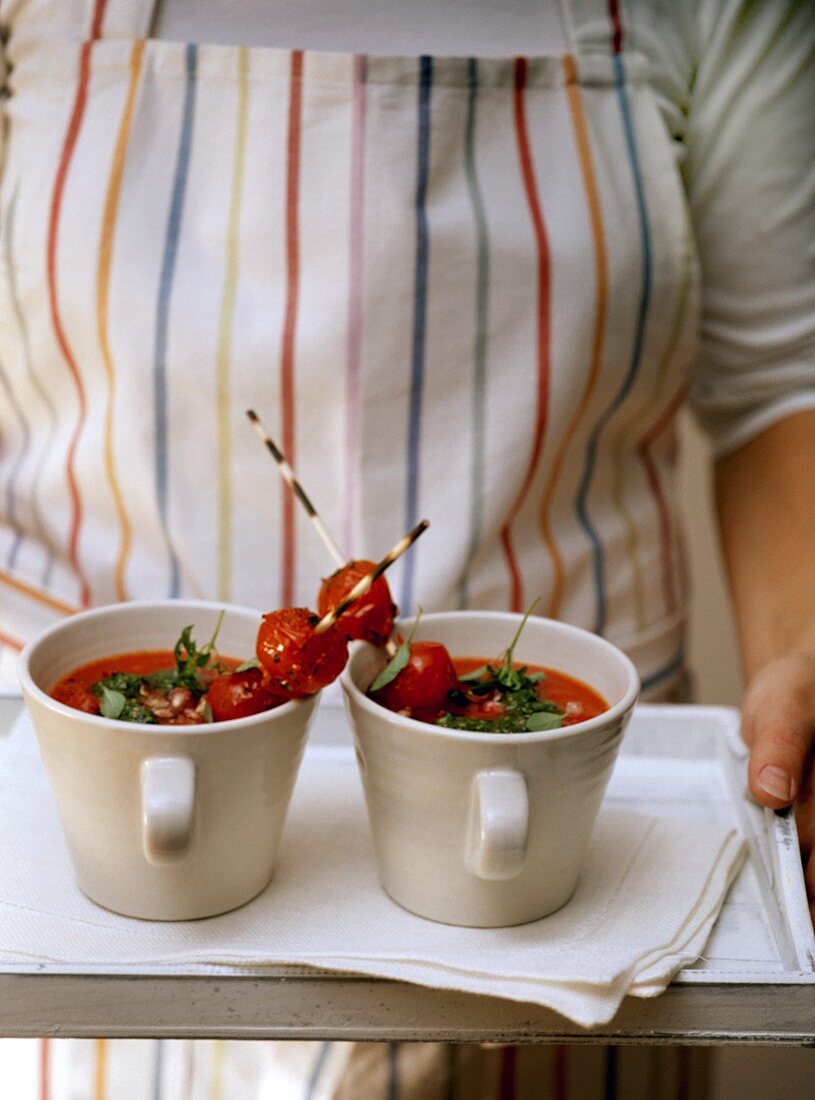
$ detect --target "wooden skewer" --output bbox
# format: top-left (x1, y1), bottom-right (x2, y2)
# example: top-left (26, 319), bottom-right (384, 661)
top-left (246, 409), bottom-right (345, 568)
top-left (314, 520), bottom-right (430, 635)
top-left (247, 408), bottom-right (405, 656)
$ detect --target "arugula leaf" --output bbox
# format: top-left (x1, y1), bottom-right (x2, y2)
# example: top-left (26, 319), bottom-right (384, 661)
top-left (99, 685), bottom-right (126, 719)
top-left (369, 608), bottom-right (422, 693)
top-left (526, 711), bottom-right (564, 732)
top-left (163, 613), bottom-right (228, 693)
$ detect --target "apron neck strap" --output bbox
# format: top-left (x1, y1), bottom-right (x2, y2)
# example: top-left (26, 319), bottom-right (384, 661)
top-left (86, 0), bottom-right (158, 40)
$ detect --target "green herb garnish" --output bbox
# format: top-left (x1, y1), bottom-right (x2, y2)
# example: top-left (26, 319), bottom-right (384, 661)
top-left (119, 699), bottom-right (159, 724)
top-left (92, 674), bottom-right (155, 725)
top-left (459, 663), bottom-right (490, 682)
top-left (96, 684), bottom-right (157, 724)
top-left (435, 598), bottom-right (565, 734)
top-left (90, 613), bottom-right (227, 724)
top-left (525, 710), bottom-right (564, 732)
top-left (143, 611), bottom-right (226, 694)
top-left (92, 672), bottom-right (143, 697)
top-left (98, 685), bottom-right (126, 719)
top-left (369, 608), bottom-right (423, 693)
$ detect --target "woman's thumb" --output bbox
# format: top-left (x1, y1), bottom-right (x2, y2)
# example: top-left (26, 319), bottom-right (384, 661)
top-left (742, 656), bottom-right (815, 809)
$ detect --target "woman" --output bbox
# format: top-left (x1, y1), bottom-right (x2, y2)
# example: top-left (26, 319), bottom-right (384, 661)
top-left (0, 0), bottom-right (812, 1094)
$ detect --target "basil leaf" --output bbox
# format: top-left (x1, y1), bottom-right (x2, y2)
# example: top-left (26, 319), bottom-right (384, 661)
top-left (369, 642), bottom-right (410, 693)
top-left (99, 686), bottom-right (126, 720)
top-left (459, 664), bottom-right (490, 682)
top-left (526, 711), bottom-right (564, 732)
top-left (235, 657), bottom-right (260, 673)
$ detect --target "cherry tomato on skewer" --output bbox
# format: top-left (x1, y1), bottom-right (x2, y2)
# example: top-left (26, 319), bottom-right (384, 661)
top-left (256, 607), bottom-right (349, 698)
top-left (317, 559), bottom-right (397, 646)
top-left (205, 667), bottom-right (288, 722)
top-left (370, 640), bottom-right (458, 712)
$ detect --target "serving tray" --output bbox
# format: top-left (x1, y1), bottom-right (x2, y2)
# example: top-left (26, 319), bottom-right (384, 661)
top-left (597, 706), bottom-right (814, 985)
top-left (0, 695), bottom-right (812, 1042)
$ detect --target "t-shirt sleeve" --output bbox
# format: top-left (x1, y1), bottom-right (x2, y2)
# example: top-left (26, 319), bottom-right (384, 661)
top-left (684, 0), bottom-right (815, 457)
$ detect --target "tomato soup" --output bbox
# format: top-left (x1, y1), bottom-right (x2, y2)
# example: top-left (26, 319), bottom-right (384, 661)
top-left (374, 655), bottom-right (607, 733)
top-left (51, 649), bottom-right (243, 725)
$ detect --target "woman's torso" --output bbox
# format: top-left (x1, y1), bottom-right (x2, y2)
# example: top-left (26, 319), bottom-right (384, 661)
top-left (0, 0), bottom-right (698, 696)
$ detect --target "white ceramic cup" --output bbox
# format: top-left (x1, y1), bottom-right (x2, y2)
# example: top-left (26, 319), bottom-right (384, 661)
top-left (341, 611), bottom-right (639, 927)
top-left (19, 600), bottom-right (318, 921)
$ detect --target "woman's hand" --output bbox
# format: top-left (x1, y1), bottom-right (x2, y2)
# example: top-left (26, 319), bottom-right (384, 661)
top-left (714, 410), bottom-right (815, 928)
top-left (741, 653), bottom-right (815, 921)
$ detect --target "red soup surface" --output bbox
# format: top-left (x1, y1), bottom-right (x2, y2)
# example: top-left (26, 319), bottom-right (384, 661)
top-left (374, 656), bottom-right (608, 733)
top-left (51, 650), bottom-right (243, 725)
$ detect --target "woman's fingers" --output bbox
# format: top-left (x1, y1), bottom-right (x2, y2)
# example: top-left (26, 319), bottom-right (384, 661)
top-left (741, 654), bottom-right (815, 810)
top-left (743, 655), bottom-right (815, 922)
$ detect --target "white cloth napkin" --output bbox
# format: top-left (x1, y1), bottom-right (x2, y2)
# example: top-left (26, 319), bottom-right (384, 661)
top-left (0, 713), bottom-right (745, 1028)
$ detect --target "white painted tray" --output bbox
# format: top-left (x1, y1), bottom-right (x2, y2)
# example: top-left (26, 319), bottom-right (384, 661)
top-left (0, 698), bottom-right (812, 988)
top-left (596, 706), bottom-right (814, 985)
top-left (304, 700), bottom-right (815, 987)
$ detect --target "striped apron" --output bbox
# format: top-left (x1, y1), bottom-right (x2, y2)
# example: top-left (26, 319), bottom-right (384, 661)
top-left (2, 0), bottom-right (704, 1093)
top-left (0, 0), bottom-right (697, 698)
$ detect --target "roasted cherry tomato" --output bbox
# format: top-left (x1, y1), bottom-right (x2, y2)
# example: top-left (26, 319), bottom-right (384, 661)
top-left (205, 667), bottom-right (287, 722)
top-left (256, 607), bottom-right (349, 698)
top-left (370, 640), bottom-right (458, 711)
top-left (317, 559), bottom-right (397, 646)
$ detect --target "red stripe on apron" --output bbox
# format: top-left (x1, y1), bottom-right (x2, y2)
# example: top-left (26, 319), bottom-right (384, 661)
top-left (608, 0), bottom-right (624, 53)
top-left (499, 57), bottom-right (552, 613)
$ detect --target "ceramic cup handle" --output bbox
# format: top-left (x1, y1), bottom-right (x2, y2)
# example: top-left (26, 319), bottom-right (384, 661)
top-left (465, 768), bottom-right (529, 881)
top-left (141, 756), bottom-right (196, 862)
